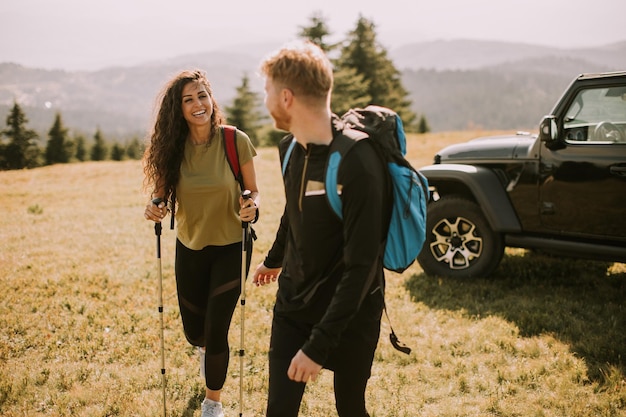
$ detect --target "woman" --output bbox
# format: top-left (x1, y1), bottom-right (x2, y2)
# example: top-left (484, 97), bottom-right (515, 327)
top-left (143, 69), bottom-right (259, 417)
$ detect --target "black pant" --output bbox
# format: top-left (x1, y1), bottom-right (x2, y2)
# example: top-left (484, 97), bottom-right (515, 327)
top-left (266, 290), bottom-right (383, 417)
top-left (175, 239), bottom-right (242, 390)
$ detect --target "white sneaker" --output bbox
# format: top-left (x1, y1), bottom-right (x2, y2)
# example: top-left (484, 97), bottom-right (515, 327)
top-left (198, 347), bottom-right (206, 380)
top-left (201, 398), bottom-right (224, 417)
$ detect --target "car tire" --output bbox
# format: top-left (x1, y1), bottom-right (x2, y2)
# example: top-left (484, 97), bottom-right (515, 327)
top-left (417, 196), bottom-right (504, 279)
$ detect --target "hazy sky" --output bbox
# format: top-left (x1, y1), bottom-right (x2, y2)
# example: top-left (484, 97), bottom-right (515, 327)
top-left (1, 0), bottom-right (625, 71)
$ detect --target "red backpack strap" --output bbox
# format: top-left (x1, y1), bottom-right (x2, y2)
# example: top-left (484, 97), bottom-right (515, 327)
top-left (222, 125), bottom-right (243, 190)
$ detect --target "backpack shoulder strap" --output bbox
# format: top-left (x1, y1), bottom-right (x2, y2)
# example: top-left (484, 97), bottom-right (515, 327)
top-left (222, 125), bottom-right (243, 189)
top-left (281, 137), bottom-right (297, 176)
top-left (325, 133), bottom-right (359, 219)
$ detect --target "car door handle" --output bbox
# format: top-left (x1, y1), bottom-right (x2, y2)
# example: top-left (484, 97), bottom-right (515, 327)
top-left (609, 166), bottom-right (626, 177)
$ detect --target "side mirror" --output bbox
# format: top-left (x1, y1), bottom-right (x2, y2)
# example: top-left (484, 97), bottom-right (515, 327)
top-left (538, 115), bottom-right (558, 143)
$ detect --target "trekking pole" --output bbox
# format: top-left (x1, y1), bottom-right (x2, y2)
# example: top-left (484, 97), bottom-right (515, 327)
top-left (151, 197), bottom-right (167, 417)
top-left (239, 190), bottom-right (252, 417)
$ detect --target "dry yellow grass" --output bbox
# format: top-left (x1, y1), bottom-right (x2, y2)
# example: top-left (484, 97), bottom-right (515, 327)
top-left (0, 130), bottom-right (624, 416)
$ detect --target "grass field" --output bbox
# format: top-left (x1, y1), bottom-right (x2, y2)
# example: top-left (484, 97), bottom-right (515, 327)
top-left (0, 130), bottom-right (624, 416)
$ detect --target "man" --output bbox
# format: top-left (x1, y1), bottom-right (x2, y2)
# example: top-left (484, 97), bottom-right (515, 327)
top-left (253, 40), bottom-right (391, 417)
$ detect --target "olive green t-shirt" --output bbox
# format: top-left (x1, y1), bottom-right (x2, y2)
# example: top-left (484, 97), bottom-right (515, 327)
top-left (176, 127), bottom-right (256, 250)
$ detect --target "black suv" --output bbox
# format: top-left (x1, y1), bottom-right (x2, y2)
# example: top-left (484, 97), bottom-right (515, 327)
top-left (417, 71), bottom-right (626, 279)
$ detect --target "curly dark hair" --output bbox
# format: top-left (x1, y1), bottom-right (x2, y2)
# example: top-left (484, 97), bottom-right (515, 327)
top-left (142, 69), bottom-right (225, 202)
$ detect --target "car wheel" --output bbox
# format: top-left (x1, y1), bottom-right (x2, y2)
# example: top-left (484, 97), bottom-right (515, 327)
top-left (417, 196), bottom-right (504, 278)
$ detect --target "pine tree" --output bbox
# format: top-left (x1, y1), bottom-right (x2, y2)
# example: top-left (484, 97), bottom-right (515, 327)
top-left (331, 67), bottom-right (372, 116)
top-left (125, 137), bottom-right (142, 160)
top-left (417, 114), bottom-right (431, 134)
top-left (110, 142), bottom-right (125, 161)
top-left (1, 101), bottom-right (40, 169)
top-left (45, 113), bottom-right (74, 164)
top-left (224, 74), bottom-right (264, 146)
top-left (90, 128), bottom-right (108, 161)
top-left (336, 16), bottom-right (416, 129)
top-left (297, 13), bottom-right (371, 115)
top-left (74, 135), bottom-right (87, 161)
top-left (298, 11), bottom-right (334, 53)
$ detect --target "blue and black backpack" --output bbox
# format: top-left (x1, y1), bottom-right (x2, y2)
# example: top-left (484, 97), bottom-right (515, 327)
top-left (283, 105), bottom-right (430, 274)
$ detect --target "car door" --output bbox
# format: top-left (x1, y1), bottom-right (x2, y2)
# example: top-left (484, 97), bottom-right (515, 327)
top-left (539, 141), bottom-right (626, 239)
top-left (539, 84), bottom-right (626, 240)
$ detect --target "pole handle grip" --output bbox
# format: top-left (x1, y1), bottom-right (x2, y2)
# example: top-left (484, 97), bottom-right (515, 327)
top-left (241, 190), bottom-right (252, 228)
top-left (152, 198), bottom-right (165, 236)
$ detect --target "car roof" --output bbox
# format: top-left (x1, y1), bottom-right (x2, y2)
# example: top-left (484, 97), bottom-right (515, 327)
top-left (577, 71), bottom-right (626, 80)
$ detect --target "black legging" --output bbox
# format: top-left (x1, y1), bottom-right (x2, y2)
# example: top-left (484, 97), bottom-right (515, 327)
top-left (175, 239), bottom-right (242, 391)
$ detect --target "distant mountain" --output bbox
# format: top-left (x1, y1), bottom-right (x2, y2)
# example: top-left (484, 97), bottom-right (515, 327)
top-left (0, 50), bottom-right (263, 141)
top-left (388, 40), bottom-right (626, 131)
top-left (402, 62), bottom-right (573, 132)
top-left (389, 39), bottom-right (626, 72)
top-left (0, 39), bottom-right (624, 138)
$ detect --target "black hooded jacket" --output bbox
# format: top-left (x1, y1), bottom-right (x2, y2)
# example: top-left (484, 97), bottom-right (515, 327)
top-left (263, 120), bottom-right (390, 365)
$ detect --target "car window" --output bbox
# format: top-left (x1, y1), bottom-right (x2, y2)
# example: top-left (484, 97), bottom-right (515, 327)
top-left (563, 86), bottom-right (626, 143)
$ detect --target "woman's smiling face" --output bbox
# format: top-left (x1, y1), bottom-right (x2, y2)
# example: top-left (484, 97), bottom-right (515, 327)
top-left (181, 81), bottom-right (213, 127)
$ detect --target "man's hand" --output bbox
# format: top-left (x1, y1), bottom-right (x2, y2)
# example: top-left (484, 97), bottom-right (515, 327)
top-left (287, 349), bottom-right (322, 383)
top-left (252, 262), bottom-right (281, 286)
